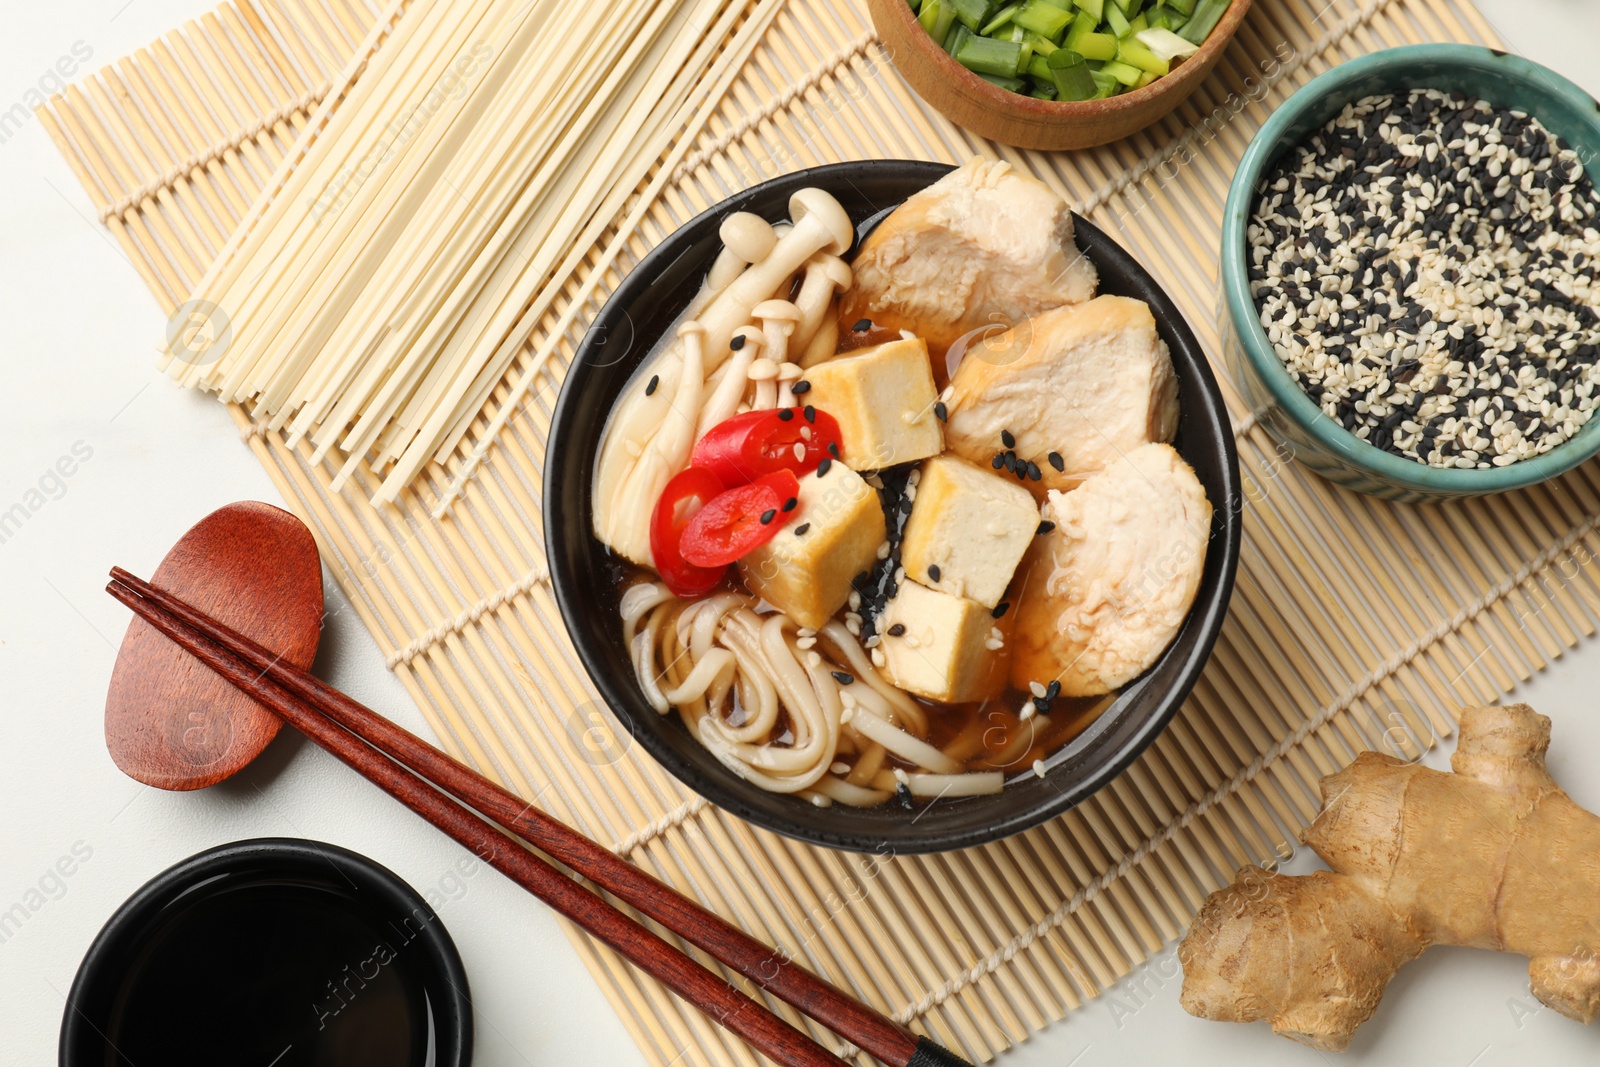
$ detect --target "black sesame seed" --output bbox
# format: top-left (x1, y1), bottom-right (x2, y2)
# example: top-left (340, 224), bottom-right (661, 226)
top-left (1026, 460), bottom-right (1042, 481)
top-left (759, 509), bottom-right (777, 525)
top-left (1033, 696), bottom-right (1051, 715)
top-left (794, 523), bottom-right (811, 536)
top-left (1001, 428), bottom-right (1015, 448)
top-left (791, 380), bottom-right (811, 395)
top-left (730, 335), bottom-right (746, 351)
top-left (827, 441), bottom-right (840, 459)
top-left (928, 564), bottom-right (942, 582)
top-left (777, 408), bottom-right (795, 421)
top-left (1047, 451), bottom-right (1064, 471)
top-left (1046, 679), bottom-right (1061, 700)
top-left (1037, 520), bottom-right (1055, 535)
top-left (1002, 452), bottom-right (1017, 473)
top-left (852, 318), bottom-right (873, 332)
top-left (896, 782), bottom-right (914, 809)
top-left (992, 601), bottom-right (1009, 619)
top-left (644, 374), bottom-right (659, 396)
top-left (934, 401), bottom-right (947, 423)
top-left (782, 496), bottom-right (798, 512)
top-left (832, 671), bottom-right (855, 685)
top-left (887, 623), bottom-right (906, 636)
top-left (804, 405), bottom-right (816, 423)
top-left (991, 453), bottom-right (1005, 470)
top-left (816, 457), bottom-right (833, 477)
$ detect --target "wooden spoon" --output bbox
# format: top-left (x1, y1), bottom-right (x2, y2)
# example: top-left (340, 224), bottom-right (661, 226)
top-left (104, 501), bottom-right (323, 789)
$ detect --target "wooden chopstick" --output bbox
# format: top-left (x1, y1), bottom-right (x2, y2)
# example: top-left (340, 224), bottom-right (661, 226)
top-left (106, 574), bottom-right (849, 1067)
top-left (107, 569), bottom-right (972, 1067)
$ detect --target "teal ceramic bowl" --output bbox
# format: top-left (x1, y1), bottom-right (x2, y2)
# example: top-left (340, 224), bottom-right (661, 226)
top-left (1221, 44), bottom-right (1600, 501)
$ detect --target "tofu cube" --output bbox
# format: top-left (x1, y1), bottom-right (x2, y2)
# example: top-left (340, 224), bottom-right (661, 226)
top-left (878, 580), bottom-right (1010, 704)
top-left (738, 462), bottom-right (885, 630)
top-left (900, 455), bottom-right (1040, 609)
top-left (801, 338), bottom-right (943, 469)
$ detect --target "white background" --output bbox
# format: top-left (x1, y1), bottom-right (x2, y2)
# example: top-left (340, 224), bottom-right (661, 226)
top-left (4, 1), bottom-right (1600, 1065)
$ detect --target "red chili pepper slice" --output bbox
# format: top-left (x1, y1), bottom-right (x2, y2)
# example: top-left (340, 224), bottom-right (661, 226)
top-left (679, 470), bottom-right (802, 567)
top-left (690, 408), bottom-right (844, 485)
top-left (649, 467), bottom-right (728, 597)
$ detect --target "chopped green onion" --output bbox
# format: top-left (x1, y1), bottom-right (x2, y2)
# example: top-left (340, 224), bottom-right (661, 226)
top-left (1100, 58), bottom-right (1144, 85)
top-left (1136, 25), bottom-right (1201, 59)
top-left (1145, 7), bottom-right (1186, 30)
top-left (915, 0), bottom-right (1217, 99)
top-left (948, 0), bottom-right (996, 32)
top-left (1103, 3), bottom-right (1132, 37)
top-left (1116, 36), bottom-right (1169, 74)
top-left (980, 1), bottom-right (1021, 34)
top-left (1177, 0), bottom-right (1230, 44)
top-left (1064, 18), bottom-right (1119, 60)
top-left (1013, 0), bottom-right (1074, 39)
top-left (956, 34), bottom-right (1025, 77)
top-left (978, 72), bottom-right (1028, 92)
top-left (1010, 23), bottom-right (1035, 67)
top-left (1026, 30), bottom-right (1059, 56)
top-left (1046, 48), bottom-right (1097, 101)
top-left (920, 0), bottom-right (960, 43)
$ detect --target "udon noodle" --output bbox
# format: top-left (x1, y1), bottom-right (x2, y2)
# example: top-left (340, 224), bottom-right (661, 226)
top-left (622, 581), bottom-right (1004, 806)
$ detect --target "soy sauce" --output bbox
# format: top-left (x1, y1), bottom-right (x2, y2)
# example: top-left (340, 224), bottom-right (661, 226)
top-left (103, 879), bottom-right (434, 1067)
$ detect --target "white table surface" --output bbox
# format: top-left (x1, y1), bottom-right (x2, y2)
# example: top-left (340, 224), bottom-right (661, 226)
top-left (5, 2), bottom-right (1600, 1064)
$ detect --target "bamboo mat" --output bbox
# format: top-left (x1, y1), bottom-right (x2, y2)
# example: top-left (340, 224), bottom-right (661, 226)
top-left (43, 0), bottom-right (1600, 1063)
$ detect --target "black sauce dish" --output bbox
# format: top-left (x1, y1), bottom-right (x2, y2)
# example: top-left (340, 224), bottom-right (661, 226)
top-left (546, 159), bottom-right (1241, 854)
top-left (60, 838), bottom-right (472, 1067)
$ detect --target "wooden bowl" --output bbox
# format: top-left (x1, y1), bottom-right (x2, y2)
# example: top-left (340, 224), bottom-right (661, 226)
top-left (867, 0), bottom-right (1254, 150)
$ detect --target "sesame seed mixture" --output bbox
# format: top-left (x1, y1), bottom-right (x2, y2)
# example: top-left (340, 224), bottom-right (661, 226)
top-left (1248, 89), bottom-right (1600, 469)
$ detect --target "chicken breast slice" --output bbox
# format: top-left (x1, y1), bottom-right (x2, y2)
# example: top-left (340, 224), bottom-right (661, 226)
top-left (837, 158), bottom-right (1096, 355)
top-left (1009, 443), bottom-right (1211, 698)
top-left (944, 294), bottom-right (1179, 498)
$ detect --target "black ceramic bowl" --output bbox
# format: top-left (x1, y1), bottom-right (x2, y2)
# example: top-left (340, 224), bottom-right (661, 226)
top-left (547, 160), bottom-right (1241, 854)
top-left (60, 838), bottom-right (472, 1067)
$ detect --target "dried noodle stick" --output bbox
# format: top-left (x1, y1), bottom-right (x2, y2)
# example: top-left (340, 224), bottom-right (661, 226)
top-left (169, 0), bottom-right (768, 509)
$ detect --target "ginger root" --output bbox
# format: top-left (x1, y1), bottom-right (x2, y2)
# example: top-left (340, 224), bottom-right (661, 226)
top-left (1179, 703), bottom-right (1600, 1051)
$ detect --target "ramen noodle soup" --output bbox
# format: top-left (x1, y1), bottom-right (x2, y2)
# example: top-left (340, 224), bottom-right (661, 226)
top-left (592, 160), bottom-right (1212, 808)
